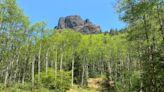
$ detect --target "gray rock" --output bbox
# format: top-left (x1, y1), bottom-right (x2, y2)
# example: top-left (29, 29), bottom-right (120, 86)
top-left (65, 15), bottom-right (84, 28)
top-left (58, 17), bottom-right (65, 29)
top-left (56, 15), bottom-right (101, 34)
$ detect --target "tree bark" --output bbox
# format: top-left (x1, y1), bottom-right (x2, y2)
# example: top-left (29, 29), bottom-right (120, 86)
top-left (45, 50), bottom-right (49, 76)
top-left (85, 58), bottom-right (89, 87)
top-left (81, 63), bottom-right (85, 86)
top-left (32, 57), bottom-right (35, 87)
top-left (14, 55), bottom-right (19, 83)
top-left (108, 61), bottom-right (112, 81)
top-left (55, 48), bottom-right (58, 84)
top-left (4, 66), bottom-right (9, 87)
top-left (38, 43), bottom-right (41, 81)
top-left (60, 51), bottom-right (63, 71)
top-left (71, 55), bottom-right (74, 86)
top-left (157, 3), bottom-right (164, 41)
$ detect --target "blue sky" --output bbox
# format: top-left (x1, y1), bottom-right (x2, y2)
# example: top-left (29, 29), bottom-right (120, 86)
top-left (17, 0), bottom-right (126, 31)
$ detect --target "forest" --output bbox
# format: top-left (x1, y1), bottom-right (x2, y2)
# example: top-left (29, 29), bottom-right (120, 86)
top-left (0, 0), bottom-right (163, 92)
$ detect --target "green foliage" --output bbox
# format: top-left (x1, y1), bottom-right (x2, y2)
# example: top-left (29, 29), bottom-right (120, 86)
top-left (1, 83), bottom-right (51, 92)
top-left (117, 0), bottom-right (164, 91)
top-left (35, 68), bottom-right (71, 92)
top-left (0, 0), bottom-right (163, 92)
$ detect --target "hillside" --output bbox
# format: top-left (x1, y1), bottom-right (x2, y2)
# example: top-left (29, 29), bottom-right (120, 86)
top-left (0, 0), bottom-right (163, 92)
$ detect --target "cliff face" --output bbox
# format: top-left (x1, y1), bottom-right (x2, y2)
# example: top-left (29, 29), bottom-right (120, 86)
top-left (55, 15), bottom-right (101, 33)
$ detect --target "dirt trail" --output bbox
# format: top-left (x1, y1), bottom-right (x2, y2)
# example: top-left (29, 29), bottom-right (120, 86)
top-left (87, 78), bottom-right (102, 89)
top-left (67, 78), bottom-right (102, 92)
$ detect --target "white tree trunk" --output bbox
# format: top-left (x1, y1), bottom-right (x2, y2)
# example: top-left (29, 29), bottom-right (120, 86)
top-left (71, 55), bottom-right (74, 86)
top-left (108, 61), bottom-right (112, 80)
top-left (55, 49), bottom-right (58, 81)
top-left (38, 44), bottom-right (41, 81)
top-left (32, 57), bottom-right (35, 87)
top-left (4, 67), bottom-right (9, 87)
top-left (46, 50), bottom-right (49, 76)
top-left (81, 63), bottom-right (85, 86)
top-left (14, 55), bottom-right (19, 83)
top-left (60, 51), bottom-right (63, 71)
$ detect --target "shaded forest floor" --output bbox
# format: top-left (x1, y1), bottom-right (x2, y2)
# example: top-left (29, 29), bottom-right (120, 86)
top-left (67, 78), bottom-right (102, 92)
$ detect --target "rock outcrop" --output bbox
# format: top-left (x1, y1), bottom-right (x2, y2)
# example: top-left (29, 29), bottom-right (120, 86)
top-left (55, 15), bottom-right (101, 33)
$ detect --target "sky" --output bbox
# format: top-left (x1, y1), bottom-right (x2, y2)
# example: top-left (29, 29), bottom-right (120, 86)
top-left (17, 0), bottom-right (126, 31)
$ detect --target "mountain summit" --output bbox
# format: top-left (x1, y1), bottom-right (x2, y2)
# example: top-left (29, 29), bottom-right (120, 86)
top-left (55, 15), bottom-right (101, 33)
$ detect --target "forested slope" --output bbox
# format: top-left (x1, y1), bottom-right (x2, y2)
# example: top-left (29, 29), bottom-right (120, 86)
top-left (0, 0), bottom-right (163, 92)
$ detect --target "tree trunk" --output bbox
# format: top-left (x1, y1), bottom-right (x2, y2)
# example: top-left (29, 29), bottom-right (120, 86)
top-left (55, 49), bottom-right (58, 84)
top-left (14, 55), bottom-right (19, 83)
top-left (71, 55), bottom-right (74, 86)
top-left (32, 57), bottom-right (35, 87)
top-left (22, 73), bottom-right (25, 84)
top-left (143, 15), bottom-right (149, 43)
top-left (38, 43), bottom-right (41, 81)
top-left (4, 66), bottom-right (9, 87)
top-left (85, 58), bottom-right (89, 87)
top-left (51, 60), bottom-right (54, 67)
top-left (108, 61), bottom-right (112, 80)
top-left (81, 63), bottom-right (85, 86)
top-left (22, 57), bottom-right (28, 84)
top-left (46, 50), bottom-right (49, 76)
top-left (157, 4), bottom-right (164, 41)
top-left (60, 51), bottom-right (63, 71)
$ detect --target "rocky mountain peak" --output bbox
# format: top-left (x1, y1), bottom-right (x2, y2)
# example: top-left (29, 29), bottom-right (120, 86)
top-left (55, 15), bottom-right (101, 33)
